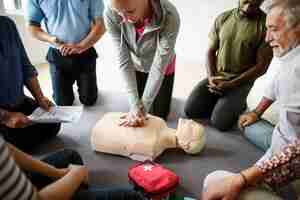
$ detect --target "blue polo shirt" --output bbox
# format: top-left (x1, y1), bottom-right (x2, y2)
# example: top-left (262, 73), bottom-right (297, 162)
top-left (0, 16), bottom-right (38, 107)
top-left (25, 0), bottom-right (104, 44)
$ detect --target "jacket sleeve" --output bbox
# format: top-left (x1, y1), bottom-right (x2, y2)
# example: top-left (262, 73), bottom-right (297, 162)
top-left (104, 8), bottom-right (141, 109)
top-left (142, 7), bottom-right (180, 112)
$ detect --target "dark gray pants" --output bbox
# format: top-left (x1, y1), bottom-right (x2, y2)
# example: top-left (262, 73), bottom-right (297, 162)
top-left (184, 78), bottom-right (253, 131)
top-left (49, 60), bottom-right (98, 106)
top-left (136, 71), bottom-right (174, 120)
top-left (47, 47), bottom-right (98, 106)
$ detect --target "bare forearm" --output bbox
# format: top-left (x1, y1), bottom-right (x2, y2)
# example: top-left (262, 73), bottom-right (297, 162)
top-left (206, 48), bottom-right (217, 77)
top-left (231, 44), bottom-right (272, 86)
top-left (28, 25), bottom-right (58, 46)
top-left (230, 64), bottom-right (268, 86)
top-left (240, 166), bottom-right (265, 186)
top-left (38, 170), bottom-right (84, 200)
top-left (78, 18), bottom-right (105, 50)
top-left (25, 76), bottom-right (45, 101)
top-left (253, 97), bottom-right (274, 117)
top-left (7, 144), bottom-right (61, 178)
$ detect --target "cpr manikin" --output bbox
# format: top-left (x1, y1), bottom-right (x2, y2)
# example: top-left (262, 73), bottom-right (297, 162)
top-left (91, 112), bottom-right (206, 161)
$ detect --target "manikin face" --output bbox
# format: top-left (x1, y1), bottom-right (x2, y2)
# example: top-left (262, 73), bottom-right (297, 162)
top-left (239, 0), bottom-right (262, 17)
top-left (265, 6), bottom-right (300, 57)
top-left (112, 0), bottom-right (150, 24)
top-left (176, 119), bottom-right (206, 154)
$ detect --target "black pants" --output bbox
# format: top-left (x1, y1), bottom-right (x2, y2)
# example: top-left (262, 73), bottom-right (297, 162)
top-left (0, 96), bottom-right (61, 152)
top-left (48, 48), bottom-right (98, 106)
top-left (184, 78), bottom-right (253, 131)
top-left (136, 71), bottom-right (174, 120)
top-left (28, 149), bottom-right (143, 200)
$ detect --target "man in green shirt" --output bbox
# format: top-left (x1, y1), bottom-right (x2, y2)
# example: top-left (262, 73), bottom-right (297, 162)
top-left (184, 0), bottom-right (273, 131)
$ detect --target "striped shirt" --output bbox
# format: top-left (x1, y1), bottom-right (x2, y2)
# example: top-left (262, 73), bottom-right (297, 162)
top-left (0, 137), bottom-right (37, 200)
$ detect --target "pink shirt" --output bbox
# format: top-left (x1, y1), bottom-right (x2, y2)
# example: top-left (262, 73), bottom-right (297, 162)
top-left (134, 18), bottom-right (176, 75)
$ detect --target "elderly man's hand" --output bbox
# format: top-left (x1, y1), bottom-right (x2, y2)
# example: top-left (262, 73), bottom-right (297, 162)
top-left (201, 174), bottom-right (245, 200)
top-left (239, 111), bottom-right (260, 128)
top-left (2, 112), bottom-right (32, 128)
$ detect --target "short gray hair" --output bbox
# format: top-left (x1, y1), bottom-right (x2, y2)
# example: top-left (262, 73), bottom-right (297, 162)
top-left (266, 0), bottom-right (300, 28)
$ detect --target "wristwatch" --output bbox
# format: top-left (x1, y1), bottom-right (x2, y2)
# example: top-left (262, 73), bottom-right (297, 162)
top-left (252, 109), bottom-right (262, 119)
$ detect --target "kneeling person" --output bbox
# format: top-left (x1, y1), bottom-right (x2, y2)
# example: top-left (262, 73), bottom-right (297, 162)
top-left (185, 0), bottom-right (273, 131)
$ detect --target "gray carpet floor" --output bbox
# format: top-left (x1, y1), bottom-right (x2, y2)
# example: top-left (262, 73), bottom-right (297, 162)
top-left (33, 91), bottom-right (263, 198)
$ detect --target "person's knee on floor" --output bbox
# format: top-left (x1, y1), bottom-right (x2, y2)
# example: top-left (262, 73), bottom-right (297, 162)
top-left (55, 94), bottom-right (75, 106)
top-left (58, 149), bottom-right (84, 165)
top-left (184, 103), bottom-right (196, 118)
top-left (210, 115), bottom-right (234, 131)
top-left (79, 93), bottom-right (98, 106)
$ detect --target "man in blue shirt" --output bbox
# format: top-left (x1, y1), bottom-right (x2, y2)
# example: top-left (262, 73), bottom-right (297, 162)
top-left (26, 0), bottom-right (106, 106)
top-left (0, 16), bottom-right (60, 152)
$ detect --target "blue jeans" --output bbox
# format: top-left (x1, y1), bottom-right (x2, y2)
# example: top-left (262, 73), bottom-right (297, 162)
top-left (243, 119), bottom-right (274, 151)
top-left (28, 149), bottom-right (143, 200)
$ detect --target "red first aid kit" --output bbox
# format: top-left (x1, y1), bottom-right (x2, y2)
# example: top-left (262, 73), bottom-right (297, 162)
top-left (128, 161), bottom-right (179, 199)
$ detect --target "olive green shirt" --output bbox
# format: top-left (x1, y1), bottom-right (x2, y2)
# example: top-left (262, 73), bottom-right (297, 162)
top-left (209, 8), bottom-right (268, 79)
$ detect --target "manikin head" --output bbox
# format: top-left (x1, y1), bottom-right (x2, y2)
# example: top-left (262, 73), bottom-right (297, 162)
top-left (176, 119), bottom-right (206, 154)
top-left (238, 0), bottom-right (264, 17)
top-left (110, 0), bottom-right (152, 24)
top-left (265, 0), bottom-right (300, 57)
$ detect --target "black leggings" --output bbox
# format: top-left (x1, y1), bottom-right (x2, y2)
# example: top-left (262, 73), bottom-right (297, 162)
top-left (136, 71), bottom-right (174, 120)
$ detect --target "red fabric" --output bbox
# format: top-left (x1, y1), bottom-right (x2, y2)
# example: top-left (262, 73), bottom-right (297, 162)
top-left (134, 17), bottom-right (151, 39)
top-left (128, 161), bottom-right (179, 196)
top-left (164, 56), bottom-right (176, 75)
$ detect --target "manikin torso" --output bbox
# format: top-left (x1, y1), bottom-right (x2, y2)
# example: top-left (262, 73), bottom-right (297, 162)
top-left (91, 112), bottom-right (205, 161)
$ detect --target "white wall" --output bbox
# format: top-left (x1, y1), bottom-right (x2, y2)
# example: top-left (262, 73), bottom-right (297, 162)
top-left (0, 1), bottom-right (48, 65)
top-left (96, 0), bottom-right (239, 98)
top-left (10, 15), bottom-right (48, 65)
top-left (0, 0), bottom-right (4, 12)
